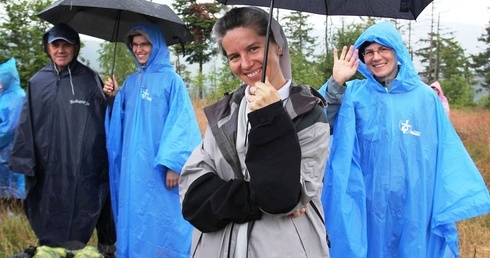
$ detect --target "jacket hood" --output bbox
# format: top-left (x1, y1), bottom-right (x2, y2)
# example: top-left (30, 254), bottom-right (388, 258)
top-left (430, 81), bottom-right (444, 96)
top-left (0, 58), bottom-right (21, 92)
top-left (125, 23), bottom-right (172, 72)
top-left (354, 21), bottom-right (422, 93)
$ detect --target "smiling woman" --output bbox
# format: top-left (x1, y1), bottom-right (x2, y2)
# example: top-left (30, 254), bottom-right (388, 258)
top-left (321, 21), bottom-right (490, 258)
top-left (179, 7), bottom-right (332, 258)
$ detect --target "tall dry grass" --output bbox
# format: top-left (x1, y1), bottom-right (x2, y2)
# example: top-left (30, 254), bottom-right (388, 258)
top-left (1, 104), bottom-right (489, 257)
top-left (451, 109), bottom-right (490, 258)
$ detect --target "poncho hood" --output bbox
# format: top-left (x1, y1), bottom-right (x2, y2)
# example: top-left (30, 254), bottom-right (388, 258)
top-left (0, 58), bottom-right (22, 93)
top-left (354, 21), bottom-right (421, 94)
top-left (125, 23), bottom-right (172, 72)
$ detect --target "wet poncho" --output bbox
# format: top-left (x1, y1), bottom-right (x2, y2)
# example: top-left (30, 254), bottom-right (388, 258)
top-left (9, 57), bottom-right (110, 245)
top-left (322, 21), bottom-right (490, 258)
top-left (0, 58), bottom-right (25, 199)
top-left (105, 23), bottom-right (202, 258)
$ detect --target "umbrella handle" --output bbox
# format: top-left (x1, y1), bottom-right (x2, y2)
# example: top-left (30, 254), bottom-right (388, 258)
top-left (261, 0), bottom-right (275, 83)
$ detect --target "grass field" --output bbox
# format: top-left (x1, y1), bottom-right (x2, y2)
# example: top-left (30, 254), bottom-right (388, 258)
top-left (1, 104), bottom-right (489, 257)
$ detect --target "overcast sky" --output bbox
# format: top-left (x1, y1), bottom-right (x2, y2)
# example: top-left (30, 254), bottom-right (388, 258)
top-left (81, 0), bottom-right (489, 72)
top-left (151, 0), bottom-right (489, 53)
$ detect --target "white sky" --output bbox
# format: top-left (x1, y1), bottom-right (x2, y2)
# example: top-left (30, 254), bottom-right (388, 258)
top-left (81, 0), bottom-right (489, 72)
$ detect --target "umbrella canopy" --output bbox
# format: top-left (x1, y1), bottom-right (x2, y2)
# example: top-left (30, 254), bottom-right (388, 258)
top-left (37, 0), bottom-right (193, 46)
top-left (217, 0), bottom-right (433, 20)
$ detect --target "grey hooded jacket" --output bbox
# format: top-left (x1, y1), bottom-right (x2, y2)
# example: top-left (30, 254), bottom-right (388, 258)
top-left (180, 83), bottom-right (330, 258)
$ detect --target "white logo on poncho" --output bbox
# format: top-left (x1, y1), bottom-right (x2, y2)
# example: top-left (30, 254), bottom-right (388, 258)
top-left (142, 89), bottom-right (152, 102)
top-left (399, 120), bottom-right (420, 136)
top-left (70, 99), bottom-right (90, 106)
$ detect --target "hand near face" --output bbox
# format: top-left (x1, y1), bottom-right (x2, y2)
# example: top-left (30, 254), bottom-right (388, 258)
top-left (332, 45), bottom-right (359, 86)
top-left (103, 75), bottom-right (119, 97)
top-left (247, 77), bottom-right (281, 111)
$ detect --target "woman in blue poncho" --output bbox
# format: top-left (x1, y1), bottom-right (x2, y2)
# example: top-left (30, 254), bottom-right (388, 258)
top-left (0, 58), bottom-right (25, 201)
top-left (322, 21), bottom-right (490, 258)
top-left (103, 23), bottom-right (202, 258)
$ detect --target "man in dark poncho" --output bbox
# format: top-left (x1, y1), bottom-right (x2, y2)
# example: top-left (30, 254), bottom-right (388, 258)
top-left (9, 23), bottom-right (116, 256)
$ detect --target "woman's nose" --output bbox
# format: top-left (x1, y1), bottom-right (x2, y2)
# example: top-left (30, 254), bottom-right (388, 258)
top-left (241, 55), bottom-right (253, 69)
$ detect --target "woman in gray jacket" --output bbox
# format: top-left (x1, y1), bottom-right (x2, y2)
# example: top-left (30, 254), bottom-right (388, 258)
top-left (179, 7), bottom-right (330, 258)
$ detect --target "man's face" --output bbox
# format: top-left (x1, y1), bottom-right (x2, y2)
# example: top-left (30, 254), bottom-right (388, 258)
top-left (0, 82), bottom-right (3, 93)
top-left (47, 40), bottom-right (77, 71)
top-left (131, 35), bottom-right (152, 65)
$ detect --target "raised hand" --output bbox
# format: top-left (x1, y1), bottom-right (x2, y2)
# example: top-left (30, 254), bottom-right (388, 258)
top-left (332, 45), bottom-right (360, 86)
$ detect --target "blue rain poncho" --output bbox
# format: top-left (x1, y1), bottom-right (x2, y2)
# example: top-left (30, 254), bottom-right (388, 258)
top-left (322, 22), bottom-right (490, 258)
top-left (105, 23), bottom-right (202, 258)
top-left (0, 58), bottom-right (25, 199)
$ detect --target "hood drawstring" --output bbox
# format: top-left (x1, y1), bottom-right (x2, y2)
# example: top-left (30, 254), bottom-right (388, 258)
top-left (54, 63), bottom-right (75, 96)
top-left (68, 66), bottom-right (75, 96)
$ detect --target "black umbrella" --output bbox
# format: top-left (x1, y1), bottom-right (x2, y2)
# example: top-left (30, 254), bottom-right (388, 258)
top-left (217, 0), bottom-right (433, 82)
top-left (217, 0), bottom-right (432, 20)
top-left (38, 0), bottom-right (193, 74)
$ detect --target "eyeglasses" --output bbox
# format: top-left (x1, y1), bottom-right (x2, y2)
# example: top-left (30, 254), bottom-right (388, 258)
top-left (362, 46), bottom-right (392, 59)
top-left (131, 42), bottom-right (152, 49)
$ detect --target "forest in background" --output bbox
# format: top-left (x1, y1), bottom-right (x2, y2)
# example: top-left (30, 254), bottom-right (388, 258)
top-left (0, 1), bottom-right (489, 257)
top-left (0, 0), bottom-right (489, 108)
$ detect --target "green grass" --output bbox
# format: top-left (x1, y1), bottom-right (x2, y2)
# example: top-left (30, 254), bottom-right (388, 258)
top-left (0, 200), bottom-right (98, 257)
top-left (1, 107), bottom-right (489, 257)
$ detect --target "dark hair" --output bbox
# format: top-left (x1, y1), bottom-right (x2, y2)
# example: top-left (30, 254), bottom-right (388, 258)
top-left (358, 41), bottom-right (373, 63)
top-left (212, 7), bottom-right (274, 56)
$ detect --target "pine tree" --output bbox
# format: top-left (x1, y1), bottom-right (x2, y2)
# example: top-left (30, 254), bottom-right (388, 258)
top-left (282, 11), bottom-right (323, 88)
top-left (172, 0), bottom-right (226, 98)
top-left (0, 0), bottom-right (52, 89)
top-left (471, 18), bottom-right (490, 91)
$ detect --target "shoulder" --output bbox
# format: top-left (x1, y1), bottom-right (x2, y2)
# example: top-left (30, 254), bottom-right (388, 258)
top-left (73, 61), bottom-right (100, 78)
top-left (204, 84), bottom-right (247, 126)
top-left (30, 64), bottom-right (53, 81)
top-left (289, 83), bottom-right (325, 113)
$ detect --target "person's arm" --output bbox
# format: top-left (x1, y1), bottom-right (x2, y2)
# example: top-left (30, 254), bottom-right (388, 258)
top-left (9, 85), bottom-right (36, 177)
top-left (246, 101), bottom-right (302, 214)
top-left (180, 127), bottom-right (262, 233)
top-left (320, 45), bottom-right (359, 134)
top-left (103, 75), bottom-right (119, 106)
top-left (319, 78), bottom-right (346, 134)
